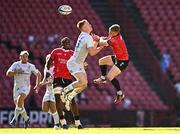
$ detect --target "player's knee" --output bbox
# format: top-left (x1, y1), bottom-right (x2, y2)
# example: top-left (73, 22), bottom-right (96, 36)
top-left (50, 107), bottom-right (56, 113)
top-left (42, 107), bottom-right (49, 112)
top-left (81, 81), bottom-right (88, 88)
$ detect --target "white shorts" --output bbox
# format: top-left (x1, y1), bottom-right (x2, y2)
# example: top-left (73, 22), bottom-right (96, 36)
top-left (42, 89), bottom-right (55, 102)
top-left (67, 60), bottom-right (85, 75)
top-left (53, 87), bottom-right (63, 94)
top-left (13, 86), bottom-right (30, 101)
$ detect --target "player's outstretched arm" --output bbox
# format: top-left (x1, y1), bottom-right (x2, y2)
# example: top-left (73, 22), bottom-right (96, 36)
top-left (91, 33), bottom-right (100, 42)
top-left (98, 37), bottom-right (109, 46)
top-left (88, 42), bottom-right (104, 56)
top-left (91, 34), bottom-right (109, 47)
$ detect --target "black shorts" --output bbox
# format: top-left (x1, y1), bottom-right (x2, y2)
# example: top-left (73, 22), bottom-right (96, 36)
top-left (53, 78), bottom-right (72, 88)
top-left (111, 55), bottom-right (129, 71)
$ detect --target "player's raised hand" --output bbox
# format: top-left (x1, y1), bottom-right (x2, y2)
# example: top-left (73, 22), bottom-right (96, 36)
top-left (91, 33), bottom-right (100, 42)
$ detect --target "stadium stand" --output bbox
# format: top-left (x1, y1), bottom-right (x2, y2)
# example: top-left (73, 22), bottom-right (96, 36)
top-left (0, 0), bottom-right (167, 111)
top-left (133, 0), bottom-right (180, 82)
top-left (0, 0), bottom-right (178, 127)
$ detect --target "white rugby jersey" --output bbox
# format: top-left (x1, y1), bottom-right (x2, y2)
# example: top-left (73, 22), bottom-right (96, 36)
top-left (7, 61), bottom-right (38, 88)
top-left (70, 32), bottom-right (94, 64)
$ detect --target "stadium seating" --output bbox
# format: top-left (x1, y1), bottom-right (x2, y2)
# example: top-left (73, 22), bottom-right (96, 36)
top-left (0, 0), bottom-right (167, 112)
top-left (133, 0), bottom-right (180, 82)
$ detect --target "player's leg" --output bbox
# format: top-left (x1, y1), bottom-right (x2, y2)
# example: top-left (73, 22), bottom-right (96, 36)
top-left (64, 72), bottom-right (87, 94)
top-left (61, 79), bottom-right (82, 128)
top-left (70, 99), bottom-right (83, 129)
top-left (49, 101), bottom-right (60, 129)
top-left (106, 65), bottom-right (125, 103)
top-left (53, 78), bottom-right (68, 129)
top-left (20, 94), bottom-right (30, 129)
top-left (106, 57), bottom-right (128, 103)
top-left (54, 94), bottom-right (68, 129)
top-left (64, 72), bottom-right (87, 111)
top-left (21, 102), bottom-right (30, 128)
top-left (94, 55), bottom-right (114, 84)
top-left (64, 60), bottom-right (87, 94)
top-left (10, 93), bottom-right (27, 125)
top-left (10, 100), bottom-right (18, 125)
top-left (42, 101), bottom-right (50, 112)
top-left (42, 101), bottom-right (59, 129)
top-left (21, 87), bottom-right (31, 126)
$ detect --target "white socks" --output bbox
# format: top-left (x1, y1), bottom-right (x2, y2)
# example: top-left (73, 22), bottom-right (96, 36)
top-left (20, 108), bottom-right (29, 121)
top-left (75, 120), bottom-right (81, 127)
top-left (117, 90), bottom-right (123, 95)
top-left (64, 84), bottom-right (74, 93)
top-left (67, 90), bottom-right (78, 101)
top-left (52, 112), bottom-right (59, 125)
top-left (14, 107), bottom-right (23, 121)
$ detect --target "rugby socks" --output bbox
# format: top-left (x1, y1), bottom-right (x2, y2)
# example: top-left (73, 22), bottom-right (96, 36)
top-left (100, 65), bottom-right (107, 76)
top-left (117, 90), bottom-right (123, 96)
top-left (75, 120), bottom-right (81, 127)
top-left (74, 116), bottom-right (81, 126)
top-left (14, 107), bottom-right (23, 121)
top-left (67, 90), bottom-right (78, 101)
top-left (21, 108), bottom-right (29, 121)
top-left (64, 84), bottom-right (74, 93)
top-left (52, 112), bottom-right (60, 125)
top-left (111, 78), bottom-right (123, 95)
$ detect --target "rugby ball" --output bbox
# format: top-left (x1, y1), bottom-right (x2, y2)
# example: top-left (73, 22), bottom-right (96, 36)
top-left (58, 5), bottom-right (72, 15)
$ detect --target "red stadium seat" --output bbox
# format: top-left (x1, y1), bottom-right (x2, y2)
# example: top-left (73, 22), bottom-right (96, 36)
top-left (133, 0), bottom-right (179, 83)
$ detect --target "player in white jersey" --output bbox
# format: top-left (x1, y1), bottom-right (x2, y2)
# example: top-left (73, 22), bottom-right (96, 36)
top-left (63, 19), bottom-right (104, 111)
top-left (6, 51), bottom-right (41, 128)
top-left (40, 54), bottom-right (60, 129)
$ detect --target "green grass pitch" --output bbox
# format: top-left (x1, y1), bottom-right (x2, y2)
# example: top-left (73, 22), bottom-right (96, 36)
top-left (0, 128), bottom-right (180, 134)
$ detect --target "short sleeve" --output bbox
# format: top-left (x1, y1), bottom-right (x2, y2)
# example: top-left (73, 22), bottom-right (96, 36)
top-left (31, 64), bottom-right (39, 75)
top-left (86, 36), bottom-right (94, 48)
top-left (7, 62), bottom-right (17, 72)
